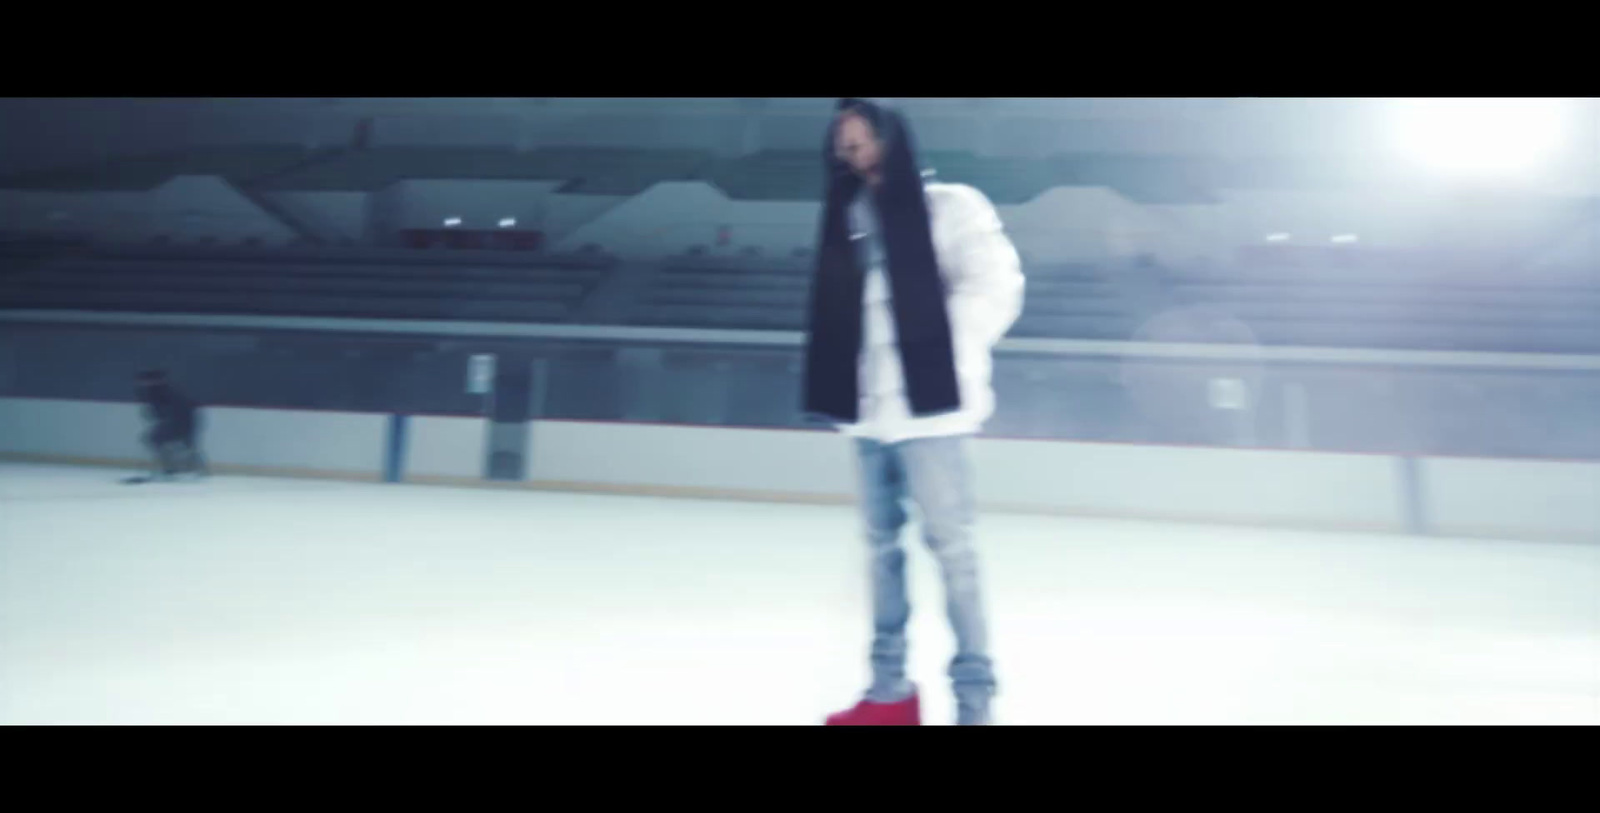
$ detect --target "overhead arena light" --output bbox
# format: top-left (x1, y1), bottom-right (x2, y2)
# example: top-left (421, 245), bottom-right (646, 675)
top-left (1265, 233), bottom-right (1291, 242)
top-left (1389, 98), bottom-right (1567, 178)
top-left (498, 217), bottom-right (517, 229)
top-left (1331, 234), bottom-right (1360, 244)
top-left (443, 217), bottom-right (463, 228)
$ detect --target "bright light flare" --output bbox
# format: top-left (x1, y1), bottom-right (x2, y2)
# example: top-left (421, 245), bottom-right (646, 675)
top-left (1390, 98), bottom-right (1567, 178)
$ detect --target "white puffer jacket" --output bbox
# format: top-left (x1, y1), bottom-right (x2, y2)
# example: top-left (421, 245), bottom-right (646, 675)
top-left (841, 182), bottom-right (1025, 444)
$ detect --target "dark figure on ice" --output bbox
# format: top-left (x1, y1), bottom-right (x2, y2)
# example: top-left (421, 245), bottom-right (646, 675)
top-left (132, 369), bottom-right (208, 481)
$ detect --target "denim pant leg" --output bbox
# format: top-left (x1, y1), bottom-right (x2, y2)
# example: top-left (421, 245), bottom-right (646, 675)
top-left (899, 435), bottom-right (996, 719)
top-left (854, 438), bottom-right (914, 702)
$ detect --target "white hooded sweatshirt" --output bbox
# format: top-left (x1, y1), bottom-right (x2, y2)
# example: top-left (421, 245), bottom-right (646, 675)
top-left (841, 182), bottom-right (1025, 444)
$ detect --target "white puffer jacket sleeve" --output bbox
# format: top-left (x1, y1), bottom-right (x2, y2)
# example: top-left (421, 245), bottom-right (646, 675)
top-left (932, 184), bottom-right (1026, 349)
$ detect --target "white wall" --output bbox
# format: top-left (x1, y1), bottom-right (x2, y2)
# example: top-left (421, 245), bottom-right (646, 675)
top-left (5, 396), bottom-right (1596, 541)
top-left (203, 407), bottom-right (385, 475)
top-left (527, 421), bottom-right (855, 498)
top-left (974, 439), bottom-right (1404, 529)
top-left (525, 421), bottom-right (1407, 530)
top-left (1422, 457), bottom-right (1600, 540)
top-left (0, 399), bottom-right (145, 460)
top-left (406, 416), bottom-right (488, 479)
top-left (0, 399), bottom-right (381, 477)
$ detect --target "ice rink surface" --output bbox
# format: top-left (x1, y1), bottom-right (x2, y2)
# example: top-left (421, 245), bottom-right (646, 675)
top-left (2, 463), bottom-right (1596, 725)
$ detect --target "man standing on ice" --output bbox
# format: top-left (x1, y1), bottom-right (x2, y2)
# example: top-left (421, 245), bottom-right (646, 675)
top-left (804, 99), bottom-right (1025, 726)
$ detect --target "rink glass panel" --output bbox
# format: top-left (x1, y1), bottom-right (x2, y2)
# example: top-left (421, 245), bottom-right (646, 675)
top-left (1, 322), bottom-right (1597, 460)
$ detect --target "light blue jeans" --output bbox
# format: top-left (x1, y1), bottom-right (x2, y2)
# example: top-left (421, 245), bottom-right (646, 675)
top-left (855, 435), bottom-right (995, 724)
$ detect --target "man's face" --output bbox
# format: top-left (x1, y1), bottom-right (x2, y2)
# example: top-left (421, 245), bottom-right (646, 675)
top-left (833, 111), bottom-right (883, 180)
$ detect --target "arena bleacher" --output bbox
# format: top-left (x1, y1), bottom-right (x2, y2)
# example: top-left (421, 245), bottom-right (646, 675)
top-left (0, 243), bottom-right (613, 324)
top-left (3, 234), bottom-right (1594, 354)
top-left (0, 146), bottom-right (324, 191)
top-left (1, 99), bottom-right (1596, 460)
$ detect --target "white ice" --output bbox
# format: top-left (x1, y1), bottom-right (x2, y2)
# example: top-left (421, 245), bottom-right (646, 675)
top-left (1, 462), bottom-right (1596, 726)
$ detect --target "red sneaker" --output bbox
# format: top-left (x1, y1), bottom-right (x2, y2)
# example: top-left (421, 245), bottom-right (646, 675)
top-left (825, 691), bottom-right (921, 726)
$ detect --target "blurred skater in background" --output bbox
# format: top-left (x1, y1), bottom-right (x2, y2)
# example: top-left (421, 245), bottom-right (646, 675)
top-left (127, 369), bottom-right (208, 483)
